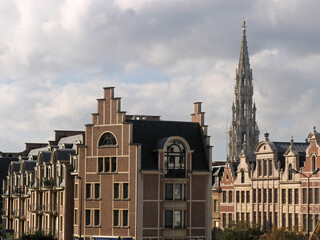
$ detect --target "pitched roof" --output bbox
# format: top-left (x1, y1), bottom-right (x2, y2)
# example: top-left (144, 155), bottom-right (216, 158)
top-left (128, 120), bottom-right (209, 171)
top-left (24, 160), bottom-right (37, 171)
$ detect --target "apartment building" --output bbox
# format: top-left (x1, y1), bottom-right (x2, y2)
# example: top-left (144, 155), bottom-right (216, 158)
top-left (220, 129), bottom-right (320, 235)
top-left (2, 87), bottom-right (212, 240)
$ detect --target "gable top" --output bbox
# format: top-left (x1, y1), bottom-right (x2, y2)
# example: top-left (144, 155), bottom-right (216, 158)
top-left (128, 119), bottom-right (208, 171)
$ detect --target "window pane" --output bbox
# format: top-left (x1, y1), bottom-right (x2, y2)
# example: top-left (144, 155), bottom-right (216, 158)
top-left (123, 183), bottom-right (129, 199)
top-left (98, 158), bottom-right (103, 172)
top-left (111, 157), bottom-right (117, 172)
top-left (86, 184), bottom-right (91, 199)
top-left (94, 210), bottom-right (100, 226)
top-left (114, 183), bottom-right (119, 199)
top-left (114, 210), bottom-right (119, 226)
top-left (165, 210), bottom-right (173, 228)
top-left (105, 157), bottom-right (110, 172)
top-left (85, 209), bottom-right (90, 225)
top-left (174, 210), bottom-right (182, 228)
top-left (123, 210), bottom-right (128, 227)
top-left (165, 184), bottom-right (173, 200)
top-left (175, 184), bottom-right (182, 200)
top-left (95, 184), bottom-right (100, 199)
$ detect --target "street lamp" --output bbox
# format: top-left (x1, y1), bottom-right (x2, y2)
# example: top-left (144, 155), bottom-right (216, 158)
top-left (291, 167), bottom-right (320, 237)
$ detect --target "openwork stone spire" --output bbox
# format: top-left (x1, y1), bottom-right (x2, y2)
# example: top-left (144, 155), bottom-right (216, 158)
top-left (228, 20), bottom-right (260, 164)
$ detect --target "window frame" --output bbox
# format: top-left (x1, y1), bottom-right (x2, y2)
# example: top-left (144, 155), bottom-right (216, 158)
top-left (98, 132), bottom-right (117, 147)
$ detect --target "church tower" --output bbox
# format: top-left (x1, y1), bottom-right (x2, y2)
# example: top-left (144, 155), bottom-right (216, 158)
top-left (228, 21), bottom-right (259, 163)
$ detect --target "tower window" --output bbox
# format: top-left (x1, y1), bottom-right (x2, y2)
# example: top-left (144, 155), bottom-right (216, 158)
top-left (98, 132), bottom-right (117, 146)
top-left (312, 155), bottom-right (316, 172)
top-left (241, 169), bottom-right (245, 183)
top-left (288, 164), bottom-right (293, 180)
top-left (164, 140), bottom-right (186, 178)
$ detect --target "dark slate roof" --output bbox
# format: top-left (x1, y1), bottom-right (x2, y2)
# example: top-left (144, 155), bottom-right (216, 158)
top-left (0, 158), bottom-right (18, 180)
top-left (24, 160), bottom-right (37, 171)
top-left (272, 142), bottom-right (308, 170)
top-left (127, 120), bottom-right (209, 171)
top-left (55, 149), bottom-right (76, 161)
top-left (41, 151), bottom-right (52, 163)
top-left (12, 162), bottom-right (21, 173)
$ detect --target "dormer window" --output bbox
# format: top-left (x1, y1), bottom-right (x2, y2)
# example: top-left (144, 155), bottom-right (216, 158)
top-left (241, 170), bottom-right (245, 183)
top-left (288, 164), bottom-right (293, 180)
top-left (164, 140), bottom-right (186, 178)
top-left (98, 132), bottom-right (117, 147)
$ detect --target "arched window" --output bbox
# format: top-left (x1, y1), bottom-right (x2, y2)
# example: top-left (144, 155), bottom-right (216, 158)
top-left (288, 164), bottom-right (293, 180)
top-left (242, 132), bottom-right (247, 143)
top-left (312, 155), bottom-right (316, 172)
top-left (98, 132), bottom-right (117, 146)
top-left (241, 169), bottom-right (245, 183)
top-left (164, 140), bottom-right (186, 178)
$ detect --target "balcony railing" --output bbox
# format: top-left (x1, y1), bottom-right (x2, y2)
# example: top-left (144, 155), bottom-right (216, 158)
top-left (29, 203), bottom-right (43, 212)
top-left (43, 203), bottom-right (57, 213)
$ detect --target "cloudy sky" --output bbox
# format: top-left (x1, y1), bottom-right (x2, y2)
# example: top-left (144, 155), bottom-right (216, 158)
top-left (0, 0), bottom-right (319, 161)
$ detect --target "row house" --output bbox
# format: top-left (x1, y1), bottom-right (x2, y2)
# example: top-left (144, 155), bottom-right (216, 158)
top-left (220, 129), bottom-right (320, 234)
top-left (2, 87), bottom-right (212, 240)
top-left (2, 132), bottom-right (84, 239)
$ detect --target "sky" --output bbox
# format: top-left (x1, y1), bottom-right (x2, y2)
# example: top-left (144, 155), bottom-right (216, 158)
top-left (0, 0), bottom-right (320, 161)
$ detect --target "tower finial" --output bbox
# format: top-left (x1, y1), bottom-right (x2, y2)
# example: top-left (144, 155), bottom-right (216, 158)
top-left (242, 19), bottom-right (247, 31)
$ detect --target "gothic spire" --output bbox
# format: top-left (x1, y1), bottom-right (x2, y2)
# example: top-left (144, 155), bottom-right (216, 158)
top-left (238, 20), bottom-right (250, 76)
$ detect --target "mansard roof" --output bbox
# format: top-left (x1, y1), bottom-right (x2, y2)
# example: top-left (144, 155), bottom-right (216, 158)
top-left (12, 162), bottom-right (21, 173)
top-left (51, 149), bottom-right (76, 162)
top-left (128, 119), bottom-right (209, 171)
top-left (40, 151), bottom-right (52, 163)
top-left (0, 157), bottom-right (17, 180)
top-left (24, 160), bottom-right (37, 171)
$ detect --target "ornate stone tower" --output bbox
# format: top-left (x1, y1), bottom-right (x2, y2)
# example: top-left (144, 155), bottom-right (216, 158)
top-left (228, 21), bottom-right (259, 163)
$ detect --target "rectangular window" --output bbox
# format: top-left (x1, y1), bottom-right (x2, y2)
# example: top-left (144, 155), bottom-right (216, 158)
top-left (246, 212), bottom-right (250, 222)
top-left (61, 192), bottom-right (64, 206)
top-left (229, 190), bottom-right (233, 203)
top-left (111, 157), bottom-right (117, 172)
top-left (253, 211), bottom-right (256, 223)
top-left (236, 213), bottom-right (239, 223)
top-left (282, 189), bottom-right (286, 204)
top-left (274, 212), bottom-right (278, 228)
top-left (282, 213), bottom-right (286, 228)
top-left (114, 183), bottom-right (119, 199)
top-left (85, 209), bottom-right (91, 226)
top-left (236, 191), bottom-right (239, 203)
top-left (253, 189), bottom-right (256, 203)
top-left (86, 184), bottom-right (91, 199)
top-left (258, 212), bottom-right (261, 226)
top-left (105, 157), bottom-right (110, 172)
top-left (315, 188), bottom-right (319, 204)
top-left (74, 184), bottom-right (78, 199)
top-left (223, 191), bottom-right (226, 203)
top-left (123, 210), bottom-right (128, 227)
top-left (263, 160), bottom-right (267, 176)
top-left (175, 184), bottom-right (182, 200)
top-left (274, 189), bottom-right (278, 203)
top-left (246, 191), bottom-right (250, 203)
top-left (263, 189), bottom-right (267, 203)
top-left (228, 213), bottom-right (232, 225)
top-left (222, 213), bottom-right (226, 228)
top-left (269, 212), bottom-right (272, 230)
top-left (165, 210), bottom-right (173, 228)
top-left (288, 213), bottom-right (292, 229)
top-left (241, 191), bottom-right (245, 203)
top-left (315, 214), bottom-right (319, 230)
top-left (95, 183), bottom-right (100, 199)
top-left (241, 212), bottom-right (245, 221)
top-left (98, 157), bottom-right (103, 172)
top-left (295, 213), bottom-right (299, 227)
top-left (165, 184), bottom-right (173, 200)
top-left (269, 189), bottom-right (272, 203)
top-left (310, 188), bottom-right (314, 204)
top-left (258, 161), bottom-right (262, 176)
top-left (214, 200), bottom-right (219, 213)
top-left (123, 183), bottom-right (129, 199)
top-left (258, 189), bottom-right (261, 203)
top-left (74, 209), bottom-right (78, 225)
top-left (295, 189), bottom-right (299, 204)
top-left (113, 210), bottom-right (119, 226)
top-left (94, 210), bottom-right (100, 226)
top-left (288, 189), bottom-right (292, 204)
top-left (269, 159), bottom-right (272, 176)
top-left (174, 210), bottom-right (182, 228)
top-left (303, 188), bottom-right (307, 204)
top-left (303, 214), bottom-right (307, 231)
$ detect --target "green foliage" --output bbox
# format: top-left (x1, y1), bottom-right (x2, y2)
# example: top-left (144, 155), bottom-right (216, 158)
top-left (260, 226), bottom-right (306, 240)
top-left (19, 230), bottom-right (54, 240)
top-left (218, 221), bottom-right (263, 240)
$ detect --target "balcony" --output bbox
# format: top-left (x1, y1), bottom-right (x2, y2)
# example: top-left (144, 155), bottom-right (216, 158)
top-left (41, 177), bottom-right (55, 189)
top-left (29, 179), bottom-right (38, 190)
top-left (29, 203), bottom-right (43, 213)
top-left (12, 209), bottom-right (21, 218)
top-left (43, 203), bottom-right (57, 214)
top-left (1, 209), bottom-right (9, 217)
top-left (12, 187), bottom-right (23, 197)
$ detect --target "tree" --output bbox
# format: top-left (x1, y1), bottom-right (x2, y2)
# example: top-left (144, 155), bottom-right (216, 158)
top-left (19, 230), bottom-right (54, 240)
top-left (218, 221), bottom-right (263, 240)
top-left (260, 226), bottom-right (306, 240)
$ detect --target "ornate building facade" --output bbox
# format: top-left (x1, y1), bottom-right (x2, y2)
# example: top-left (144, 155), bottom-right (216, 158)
top-left (228, 21), bottom-right (259, 164)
